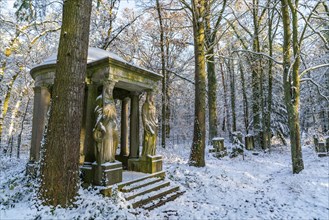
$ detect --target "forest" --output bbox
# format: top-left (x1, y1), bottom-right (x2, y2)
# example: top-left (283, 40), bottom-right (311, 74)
top-left (0, 0), bottom-right (328, 219)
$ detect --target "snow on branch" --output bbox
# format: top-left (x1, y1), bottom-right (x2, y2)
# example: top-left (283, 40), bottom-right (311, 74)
top-left (299, 63), bottom-right (329, 78)
top-left (300, 78), bottom-right (329, 102)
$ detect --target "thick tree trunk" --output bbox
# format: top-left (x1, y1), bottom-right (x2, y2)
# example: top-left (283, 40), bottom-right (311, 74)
top-left (39, 0), bottom-right (92, 207)
top-left (207, 50), bottom-right (219, 141)
top-left (251, 0), bottom-right (262, 147)
top-left (204, 0), bottom-right (226, 142)
top-left (281, 0), bottom-right (304, 174)
top-left (264, 2), bottom-right (274, 150)
top-left (189, 0), bottom-right (206, 167)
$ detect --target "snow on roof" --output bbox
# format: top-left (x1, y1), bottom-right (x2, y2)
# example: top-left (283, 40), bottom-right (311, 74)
top-left (41, 47), bottom-right (127, 66)
top-left (31, 47), bottom-right (161, 78)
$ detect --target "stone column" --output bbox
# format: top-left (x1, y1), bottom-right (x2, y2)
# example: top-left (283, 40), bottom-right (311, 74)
top-left (129, 92), bottom-right (140, 158)
top-left (120, 97), bottom-right (130, 156)
top-left (83, 82), bottom-right (99, 163)
top-left (29, 86), bottom-right (50, 162)
top-left (27, 86), bottom-right (50, 176)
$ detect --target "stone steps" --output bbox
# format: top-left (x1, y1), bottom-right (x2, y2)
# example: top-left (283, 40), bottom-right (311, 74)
top-left (118, 171), bottom-right (184, 210)
top-left (141, 190), bottom-right (185, 211)
top-left (125, 181), bottom-right (171, 200)
top-left (130, 185), bottom-right (180, 208)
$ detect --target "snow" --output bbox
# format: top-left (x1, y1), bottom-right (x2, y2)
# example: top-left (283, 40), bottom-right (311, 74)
top-left (39, 47), bottom-right (127, 67)
top-left (1, 143), bottom-right (328, 219)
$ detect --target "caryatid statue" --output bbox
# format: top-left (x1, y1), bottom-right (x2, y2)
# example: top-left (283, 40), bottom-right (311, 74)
top-left (93, 81), bottom-right (119, 164)
top-left (141, 91), bottom-right (158, 157)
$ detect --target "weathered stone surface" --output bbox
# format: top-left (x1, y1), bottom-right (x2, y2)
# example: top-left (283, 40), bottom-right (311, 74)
top-left (212, 137), bottom-right (225, 151)
top-left (128, 155), bottom-right (163, 174)
top-left (129, 92), bottom-right (140, 158)
top-left (81, 161), bottom-right (122, 186)
top-left (81, 162), bottom-right (93, 185)
top-left (315, 142), bottom-right (327, 153)
top-left (141, 91), bottom-right (158, 157)
top-left (245, 135), bottom-right (254, 150)
top-left (92, 161), bottom-right (122, 186)
top-left (100, 186), bottom-right (113, 196)
top-left (115, 154), bottom-right (129, 169)
top-left (210, 137), bottom-right (227, 158)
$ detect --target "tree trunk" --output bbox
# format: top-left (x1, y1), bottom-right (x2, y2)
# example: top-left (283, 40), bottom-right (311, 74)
top-left (206, 48), bottom-right (219, 141)
top-left (264, 2), bottom-right (275, 150)
top-left (39, 0), bottom-right (92, 207)
top-left (17, 97), bottom-right (30, 159)
top-left (220, 62), bottom-right (230, 133)
top-left (251, 0), bottom-right (261, 147)
top-left (239, 61), bottom-right (249, 134)
top-left (156, 0), bottom-right (167, 148)
top-left (228, 60), bottom-right (236, 132)
top-left (189, 0), bottom-right (206, 167)
top-left (204, 0), bottom-right (227, 142)
top-left (281, 0), bottom-right (304, 174)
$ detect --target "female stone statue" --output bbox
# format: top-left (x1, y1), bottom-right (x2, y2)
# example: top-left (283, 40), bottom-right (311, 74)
top-left (141, 91), bottom-right (158, 157)
top-left (93, 82), bottom-right (118, 164)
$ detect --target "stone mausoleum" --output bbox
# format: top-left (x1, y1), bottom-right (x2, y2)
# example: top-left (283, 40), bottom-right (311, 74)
top-left (27, 47), bottom-right (163, 188)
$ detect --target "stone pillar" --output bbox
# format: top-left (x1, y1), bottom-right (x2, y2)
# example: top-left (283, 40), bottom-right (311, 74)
top-left (83, 82), bottom-right (99, 163)
top-left (129, 92), bottom-right (140, 158)
top-left (29, 86), bottom-right (50, 162)
top-left (26, 86), bottom-right (50, 176)
top-left (120, 97), bottom-right (130, 156)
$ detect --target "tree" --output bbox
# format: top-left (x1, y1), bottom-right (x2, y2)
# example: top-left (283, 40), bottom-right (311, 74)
top-left (155, 0), bottom-right (168, 148)
top-left (204, 0), bottom-right (227, 142)
top-left (39, 0), bottom-right (92, 206)
top-left (180, 0), bottom-right (207, 167)
top-left (280, 0), bottom-right (303, 174)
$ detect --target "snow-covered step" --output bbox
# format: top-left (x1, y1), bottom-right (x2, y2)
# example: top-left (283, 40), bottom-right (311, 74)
top-left (118, 171), bottom-right (165, 192)
top-left (141, 190), bottom-right (186, 211)
top-left (120, 177), bottom-right (163, 193)
top-left (129, 185), bottom-right (180, 209)
top-left (125, 181), bottom-right (171, 201)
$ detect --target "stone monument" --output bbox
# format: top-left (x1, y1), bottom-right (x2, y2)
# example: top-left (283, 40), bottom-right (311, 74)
top-left (84, 81), bottom-right (123, 187)
top-left (128, 91), bottom-right (163, 173)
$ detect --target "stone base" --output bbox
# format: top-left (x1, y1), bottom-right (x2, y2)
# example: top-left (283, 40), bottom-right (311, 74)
top-left (115, 155), bottom-right (129, 169)
top-left (81, 162), bottom-right (93, 185)
top-left (26, 161), bottom-right (38, 178)
top-left (100, 186), bottom-right (113, 196)
top-left (128, 155), bottom-right (163, 174)
top-left (245, 135), bottom-right (254, 150)
top-left (81, 161), bottom-right (122, 186)
top-left (315, 142), bottom-right (327, 153)
top-left (210, 138), bottom-right (227, 157)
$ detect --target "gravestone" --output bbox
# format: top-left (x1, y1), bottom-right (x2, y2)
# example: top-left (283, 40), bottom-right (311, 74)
top-left (210, 137), bottom-right (227, 158)
top-left (245, 135), bottom-right (254, 150)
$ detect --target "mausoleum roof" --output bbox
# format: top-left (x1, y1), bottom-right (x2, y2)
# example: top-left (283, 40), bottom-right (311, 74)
top-left (30, 47), bottom-right (162, 92)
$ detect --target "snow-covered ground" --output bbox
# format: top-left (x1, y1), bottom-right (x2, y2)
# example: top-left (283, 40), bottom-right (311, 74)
top-left (1, 143), bottom-right (328, 219)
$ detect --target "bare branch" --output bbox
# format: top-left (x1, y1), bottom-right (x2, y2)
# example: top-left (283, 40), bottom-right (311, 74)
top-left (299, 63), bottom-right (329, 78)
top-left (300, 78), bottom-right (329, 102)
top-left (232, 49), bottom-right (283, 65)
